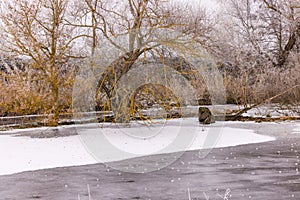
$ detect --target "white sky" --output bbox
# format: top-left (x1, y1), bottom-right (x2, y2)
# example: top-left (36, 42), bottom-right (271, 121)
top-left (174, 0), bottom-right (222, 10)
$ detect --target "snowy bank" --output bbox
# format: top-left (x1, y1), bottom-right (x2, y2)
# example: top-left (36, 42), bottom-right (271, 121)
top-left (0, 119), bottom-right (275, 175)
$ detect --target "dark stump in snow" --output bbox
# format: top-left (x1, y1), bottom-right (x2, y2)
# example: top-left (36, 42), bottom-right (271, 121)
top-left (198, 107), bottom-right (214, 124)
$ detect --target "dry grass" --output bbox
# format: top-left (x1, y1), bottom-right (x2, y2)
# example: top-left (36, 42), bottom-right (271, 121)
top-left (0, 66), bottom-right (74, 118)
top-left (223, 64), bottom-right (300, 107)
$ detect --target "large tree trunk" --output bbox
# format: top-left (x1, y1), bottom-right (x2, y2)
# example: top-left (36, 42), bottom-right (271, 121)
top-left (96, 55), bottom-right (199, 123)
top-left (47, 72), bottom-right (60, 126)
top-left (95, 49), bottom-right (147, 123)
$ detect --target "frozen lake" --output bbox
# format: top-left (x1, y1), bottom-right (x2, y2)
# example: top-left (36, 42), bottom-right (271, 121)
top-left (0, 118), bottom-right (277, 175)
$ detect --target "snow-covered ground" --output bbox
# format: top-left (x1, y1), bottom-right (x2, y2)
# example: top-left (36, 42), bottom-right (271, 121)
top-left (0, 119), bottom-right (275, 176)
top-left (241, 105), bottom-right (300, 118)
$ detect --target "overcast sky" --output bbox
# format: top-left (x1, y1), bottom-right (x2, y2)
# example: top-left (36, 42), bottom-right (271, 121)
top-left (172, 0), bottom-right (222, 14)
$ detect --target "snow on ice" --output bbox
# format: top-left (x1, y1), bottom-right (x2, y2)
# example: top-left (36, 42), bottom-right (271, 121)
top-left (0, 118), bottom-right (275, 175)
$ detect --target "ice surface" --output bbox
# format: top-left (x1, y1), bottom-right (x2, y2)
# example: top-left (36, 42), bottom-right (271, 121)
top-left (292, 123), bottom-right (300, 134)
top-left (0, 118), bottom-right (275, 175)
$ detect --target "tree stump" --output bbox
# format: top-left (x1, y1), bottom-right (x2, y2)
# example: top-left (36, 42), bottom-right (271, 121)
top-left (198, 107), bottom-right (214, 124)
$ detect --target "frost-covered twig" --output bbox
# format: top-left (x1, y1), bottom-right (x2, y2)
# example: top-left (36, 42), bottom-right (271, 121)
top-left (217, 188), bottom-right (231, 200)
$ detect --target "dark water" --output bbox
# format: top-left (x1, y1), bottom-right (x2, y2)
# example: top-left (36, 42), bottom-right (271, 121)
top-left (0, 138), bottom-right (299, 200)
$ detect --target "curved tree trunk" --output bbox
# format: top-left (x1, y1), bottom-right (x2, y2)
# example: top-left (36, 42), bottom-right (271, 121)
top-left (96, 55), bottom-right (200, 123)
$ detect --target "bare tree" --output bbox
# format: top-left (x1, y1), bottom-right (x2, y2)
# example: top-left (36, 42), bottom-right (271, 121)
top-left (209, 0), bottom-right (300, 113)
top-left (225, 0), bottom-right (300, 69)
top-left (0, 0), bottom-right (216, 123)
top-left (0, 0), bottom-right (84, 125)
top-left (71, 0), bottom-right (215, 122)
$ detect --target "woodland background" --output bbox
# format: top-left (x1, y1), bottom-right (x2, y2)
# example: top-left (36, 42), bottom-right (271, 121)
top-left (0, 0), bottom-right (299, 125)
